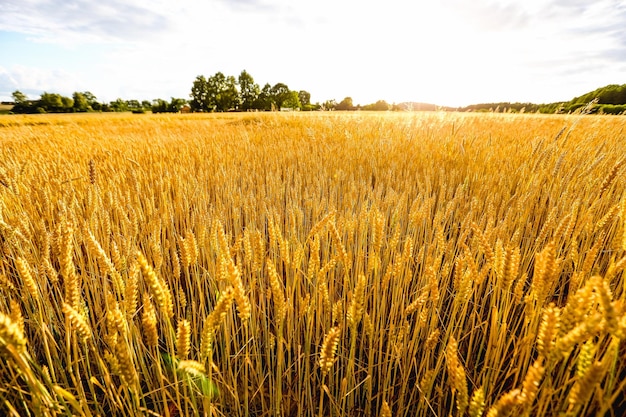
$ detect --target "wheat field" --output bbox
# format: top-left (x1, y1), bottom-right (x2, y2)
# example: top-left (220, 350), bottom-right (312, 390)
top-left (0, 111), bottom-right (625, 416)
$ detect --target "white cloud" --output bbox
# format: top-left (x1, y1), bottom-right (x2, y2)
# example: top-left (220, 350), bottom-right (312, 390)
top-left (0, 65), bottom-right (91, 101)
top-left (1, 0), bottom-right (625, 105)
top-left (0, 0), bottom-right (173, 45)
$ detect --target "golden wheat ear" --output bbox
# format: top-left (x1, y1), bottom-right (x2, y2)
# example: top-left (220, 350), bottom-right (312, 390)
top-left (319, 326), bottom-right (341, 376)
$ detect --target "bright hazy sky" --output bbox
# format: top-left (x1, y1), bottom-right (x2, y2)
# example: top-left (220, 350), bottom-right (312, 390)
top-left (1, 0), bottom-right (625, 107)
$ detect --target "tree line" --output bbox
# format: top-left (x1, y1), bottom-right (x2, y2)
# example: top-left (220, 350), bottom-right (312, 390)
top-left (8, 90), bottom-right (189, 114)
top-left (6, 70), bottom-right (320, 114)
top-left (189, 70), bottom-right (317, 112)
top-left (458, 84), bottom-right (626, 115)
top-left (9, 76), bottom-right (624, 115)
top-left (5, 69), bottom-right (406, 115)
top-left (537, 84), bottom-right (626, 115)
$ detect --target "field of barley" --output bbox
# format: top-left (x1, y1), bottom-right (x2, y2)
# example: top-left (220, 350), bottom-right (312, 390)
top-left (0, 111), bottom-right (625, 417)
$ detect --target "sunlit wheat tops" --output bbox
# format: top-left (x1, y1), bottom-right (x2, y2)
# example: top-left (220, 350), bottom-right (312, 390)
top-left (1, 112), bottom-right (625, 416)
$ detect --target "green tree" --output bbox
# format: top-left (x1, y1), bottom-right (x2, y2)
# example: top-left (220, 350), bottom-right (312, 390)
top-left (254, 83), bottom-right (274, 111)
top-left (78, 91), bottom-right (101, 111)
top-left (270, 83), bottom-right (291, 110)
top-left (207, 72), bottom-right (239, 111)
top-left (321, 99), bottom-right (337, 110)
top-left (239, 70), bottom-right (260, 111)
top-left (109, 98), bottom-right (128, 112)
top-left (298, 90), bottom-right (311, 107)
top-left (10, 90), bottom-right (34, 113)
top-left (190, 75), bottom-right (209, 112)
top-left (12, 90), bottom-right (28, 104)
top-left (283, 90), bottom-right (301, 110)
top-left (335, 97), bottom-right (354, 111)
top-left (83, 91), bottom-right (97, 104)
top-left (72, 92), bottom-right (90, 112)
top-left (151, 99), bottom-right (169, 113)
top-left (61, 96), bottom-right (74, 111)
top-left (363, 100), bottom-right (390, 111)
top-left (153, 97), bottom-right (188, 113)
top-left (194, 72), bottom-right (241, 112)
top-left (39, 92), bottom-right (64, 112)
top-left (128, 100), bottom-right (145, 113)
top-left (37, 92), bottom-right (74, 112)
top-left (126, 100), bottom-right (142, 110)
top-left (168, 98), bottom-right (187, 112)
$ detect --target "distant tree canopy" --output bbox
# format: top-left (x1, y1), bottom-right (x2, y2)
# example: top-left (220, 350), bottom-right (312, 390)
top-left (282, 90), bottom-right (301, 110)
top-left (362, 100), bottom-right (391, 111)
top-left (190, 72), bottom-right (240, 112)
top-left (238, 70), bottom-right (260, 111)
top-left (321, 99), bottom-right (337, 110)
top-left (8, 80), bottom-right (626, 116)
top-left (189, 70), bottom-right (315, 112)
top-left (12, 90), bottom-right (27, 104)
top-left (8, 90), bottom-right (186, 114)
top-left (9, 90), bottom-right (103, 113)
top-left (460, 84), bottom-right (626, 115)
top-left (8, 69), bottom-right (321, 114)
top-left (537, 84), bottom-right (626, 114)
top-left (298, 90), bottom-right (311, 107)
top-left (151, 98), bottom-right (188, 114)
top-left (9, 82), bottom-right (390, 114)
top-left (256, 83), bottom-right (274, 111)
top-left (572, 84), bottom-right (626, 105)
top-left (335, 97), bottom-right (355, 111)
top-left (333, 97), bottom-right (393, 111)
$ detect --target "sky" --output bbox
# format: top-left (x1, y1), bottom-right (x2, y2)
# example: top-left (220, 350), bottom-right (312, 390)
top-left (1, 0), bottom-right (625, 107)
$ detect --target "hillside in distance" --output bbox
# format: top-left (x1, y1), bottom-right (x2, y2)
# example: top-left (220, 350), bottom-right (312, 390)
top-left (539, 83), bottom-right (626, 114)
top-left (455, 83), bottom-right (626, 114)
